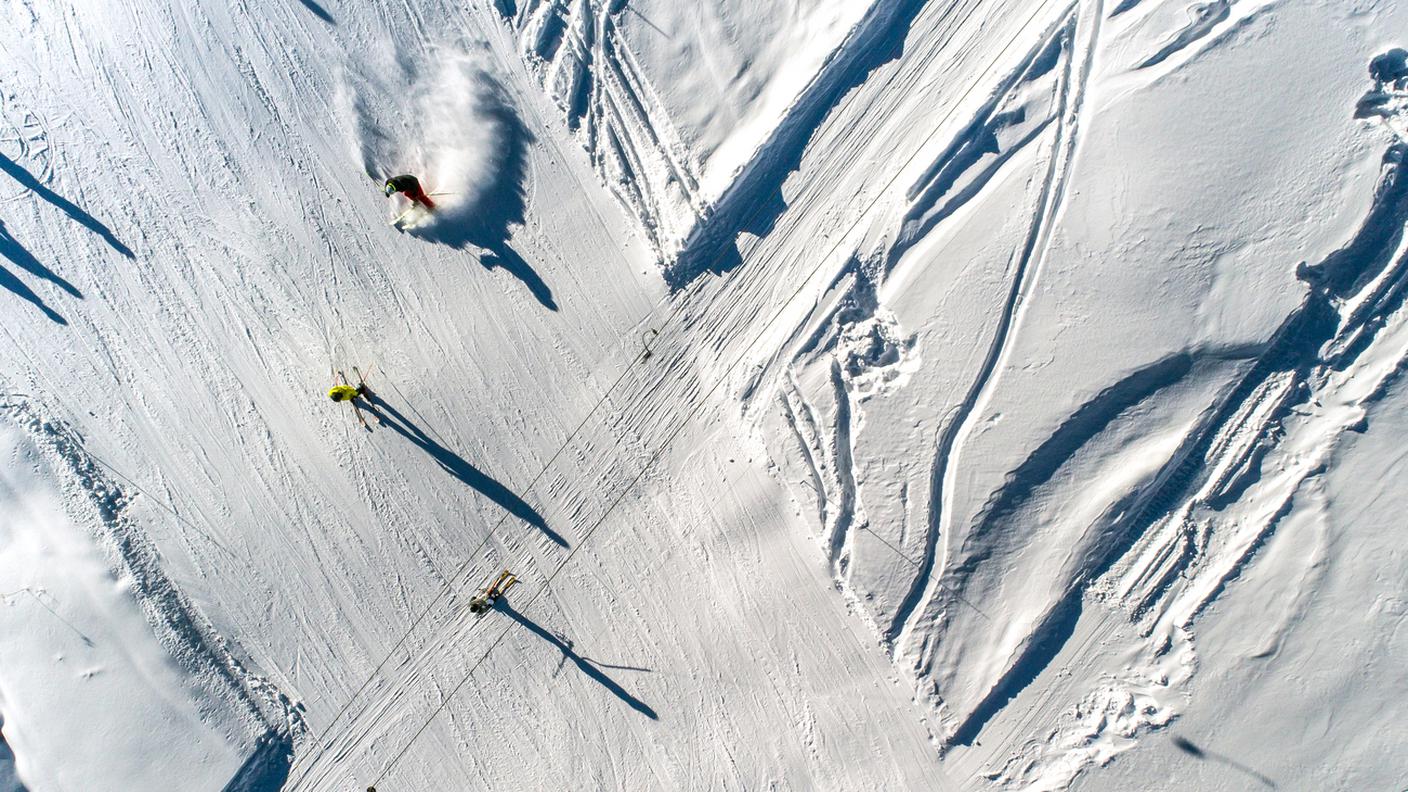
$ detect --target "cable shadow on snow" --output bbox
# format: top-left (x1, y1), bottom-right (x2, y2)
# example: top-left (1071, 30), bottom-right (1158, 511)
top-left (0, 154), bottom-right (134, 259)
top-left (362, 392), bottom-right (566, 547)
top-left (500, 602), bottom-right (658, 720)
top-left (0, 218), bottom-right (76, 324)
top-left (410, 80), bottom-right (557, 312)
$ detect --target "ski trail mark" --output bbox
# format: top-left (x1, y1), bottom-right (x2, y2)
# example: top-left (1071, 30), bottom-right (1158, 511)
top-left (888, 1), bottom-right (1095, 652)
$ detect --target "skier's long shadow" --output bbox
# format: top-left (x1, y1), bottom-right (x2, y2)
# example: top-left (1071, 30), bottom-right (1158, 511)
top-left (0, 154), bottom-right (134, 259)
top-left (501, 602), bottom-right (658, 720)
top-left (363, 393), bottom-right (567, 547)
top-left (0, 260), bottom-right (64, 324)
top-left (478, 243), bottom-right (556, 313)
top-left (0, 218), bottom-right (82, 324)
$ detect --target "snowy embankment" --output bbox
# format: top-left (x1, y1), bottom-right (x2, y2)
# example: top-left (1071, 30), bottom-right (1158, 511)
top-left (2, 0), bottom-right (1408, 789)
top-left (0, 399), bottom-right (297, 790)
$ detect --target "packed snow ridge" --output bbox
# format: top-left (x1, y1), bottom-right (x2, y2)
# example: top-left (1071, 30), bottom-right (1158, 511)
top-left (2, 0), bottom-right (1407, 790)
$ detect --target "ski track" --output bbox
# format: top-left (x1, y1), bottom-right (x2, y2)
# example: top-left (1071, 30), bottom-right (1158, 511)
top-left (927, 32), bottom-right (1408, 778)
top-left (888, 3), bottom-right (1087, 657)
top-left (746, 0), bottom-right (1406, 781)
top-left (889, 2), bottom-right (1111, 739)
top-left (972, 123), bottom-right (1408, 788)
top-left (503, 0), bottom-right (706, 256)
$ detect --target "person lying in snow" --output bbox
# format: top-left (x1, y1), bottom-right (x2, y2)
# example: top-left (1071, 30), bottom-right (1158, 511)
top-left (469, 569), bottom-right (518, 615)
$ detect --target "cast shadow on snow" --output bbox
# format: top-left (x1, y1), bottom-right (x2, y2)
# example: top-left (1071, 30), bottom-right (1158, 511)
top-left (0, 714), bottom-right (31, 792)
top-left (953, 136), bottom-right (1408, 749)
top-left (295, 0), bottom-right (335, 25)
top-left (361, 392), bottom-right (567, 547)
top-left (948, 355), bottom-right (1197, 748)
top-left (1170, 735), bottom-right (1276, 789)
top-left (412, 83), bottom-right (557, 312)
top-left (0, 218), bottom-right (81, 324)
top-left (500, 602), bottom-right (658, 720)
top-left (219, 731), bottom-right (294, 792)
top-left (0, 153), bottom-right (135, 260)
top-left (666, 0), bottom-right (927, 288)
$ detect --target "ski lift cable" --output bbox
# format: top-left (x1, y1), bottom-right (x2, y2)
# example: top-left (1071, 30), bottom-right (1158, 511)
top-left (367, 401), bottom-right (682, 789)
top-left (2, 0), bottom-right (1065, 786)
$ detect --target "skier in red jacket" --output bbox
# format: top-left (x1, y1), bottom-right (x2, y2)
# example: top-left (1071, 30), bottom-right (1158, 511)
top-left (384, 174), bottom-right (435, 210)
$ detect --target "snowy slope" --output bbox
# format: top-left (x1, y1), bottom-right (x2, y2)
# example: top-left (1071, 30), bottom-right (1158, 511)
top-left (2, 0), bottom-right (1407, 790)
top-left (497, 0), bottom-right (884, 271)
top-left (0, 409), bottom-right (294, 791)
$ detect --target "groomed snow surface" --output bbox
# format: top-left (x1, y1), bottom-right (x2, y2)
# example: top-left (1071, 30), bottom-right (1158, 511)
top-left (2, 0), bottom-right (1407, 790)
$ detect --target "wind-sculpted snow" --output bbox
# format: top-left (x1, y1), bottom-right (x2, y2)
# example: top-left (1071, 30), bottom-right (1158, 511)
top-left (763, 0), bottom-right (1408, 786)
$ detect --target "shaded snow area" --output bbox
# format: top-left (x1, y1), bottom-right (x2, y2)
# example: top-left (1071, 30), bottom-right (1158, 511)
top-left (2, 0), bottom-right (1407, 789)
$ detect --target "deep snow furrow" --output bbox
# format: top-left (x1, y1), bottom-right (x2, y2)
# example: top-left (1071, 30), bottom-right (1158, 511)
top-left (826, 359), bottom-right (859, 568)
top-left (601, 33), bottom-right (702, 203)
top-left (890, 6), bottom-right (1080, 649)
top-left (887, 23), bottom-right (1068, 271)
top-left (779, 373), bottom-right (834, 536)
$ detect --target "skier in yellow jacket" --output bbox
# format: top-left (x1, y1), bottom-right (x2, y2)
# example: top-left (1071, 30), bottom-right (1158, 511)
top-left (328, 368), bottom-right (372, 427)
top-left (327, 382), bottom-right (365, 402)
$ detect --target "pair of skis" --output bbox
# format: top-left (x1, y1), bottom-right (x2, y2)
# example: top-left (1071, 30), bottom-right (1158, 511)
top-left (333, 365), bottom-right (373, 429)
top-left (389, 192), bottom-right (456, 229)
top-left (468, 569), bottom-right (519, 616)
top-left (389, 204), bottom-right (429, 228)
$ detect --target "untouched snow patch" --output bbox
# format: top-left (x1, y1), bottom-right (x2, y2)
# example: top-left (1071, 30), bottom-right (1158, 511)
top-left (0, 396), bottom-right (301, 792)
